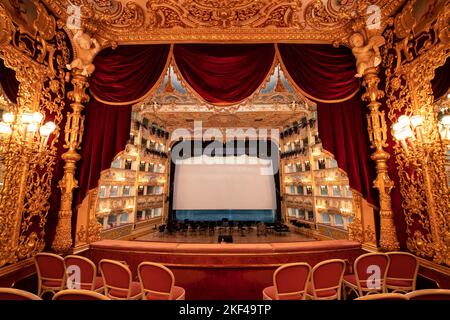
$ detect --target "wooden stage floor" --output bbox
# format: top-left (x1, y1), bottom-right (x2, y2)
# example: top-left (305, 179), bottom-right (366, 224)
top-left (136, 229), bottom-right (313, 243)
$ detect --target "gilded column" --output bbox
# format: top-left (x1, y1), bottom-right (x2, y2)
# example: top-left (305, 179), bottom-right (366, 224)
top-left (52, 69), bottom-right (88, 253)
top-left (52, 30), bottom-right (100, 253)
top-left (362, 66), bottom-right (400, 251)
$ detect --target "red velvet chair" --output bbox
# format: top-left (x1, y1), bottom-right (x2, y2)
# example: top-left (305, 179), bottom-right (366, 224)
top-left (262, 263), bottom-right (311, 300)
top-left (355, 293), bottom-right (408, 300)
top-left (64, 255), bottom-right (105, 293)
top-left (137, 262), bottom-right (185, 300)
top-left (53, 289), bottom-right (110, 300)
top-left (343, 253), bottom-right (389, 299)
top-left (0, 288), bottom-right (42, 300)
top-left (306, 259), bottom-right (346, 300)
top-left (405, 289), bottom-right (450, 300)
top-left (99, 259), bottom-right (142, 300)
top-left (386, 252), bottom-right (418, 293)
top-left (34, 252), bottom-right (66, 297)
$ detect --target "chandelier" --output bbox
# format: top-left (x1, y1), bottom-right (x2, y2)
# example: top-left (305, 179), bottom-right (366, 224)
top-left (392, 114), bottom-right (449, 155)
top-left (0, 111), bottom-right (56, 153)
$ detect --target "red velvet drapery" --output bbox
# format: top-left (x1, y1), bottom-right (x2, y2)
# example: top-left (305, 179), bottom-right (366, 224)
top-left (75, 45), bottom-right (171, 206)
top-left (0, 59), bottom-right (19, 103)
top-left (173, 44), bottom-right (275, 105)
top-left (278, 44), bottom-right (377, 205)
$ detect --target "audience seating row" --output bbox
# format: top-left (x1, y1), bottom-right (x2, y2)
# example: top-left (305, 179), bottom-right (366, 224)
top-left (1, 251), bottom-right (449, 300)
top-left (2, 287), bottom-right (450, 300)
top-left (34, 253), bottom-right (185, 300)
top-left (263, 252), bottom-right (420, 300)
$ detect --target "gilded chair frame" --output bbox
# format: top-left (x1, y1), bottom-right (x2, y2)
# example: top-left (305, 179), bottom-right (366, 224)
top-left (34, 253), bottom-right (67, 297)
top-left (405, 289), bottom-right (450, 300)
top-left (306, 259), bottom-right (346, 300)
top-left (53, 289), bottom-right (110, 300)
top-left (64, 255), bottom-right (105, 293)
top-left (99, 259), bottom-right (142, 300)
top-left (0, 287), bottom-right (42, 300)
top-left (386, 252), bottom-right (419, 294)
top-left (354, 292), bottom-right (408, 300)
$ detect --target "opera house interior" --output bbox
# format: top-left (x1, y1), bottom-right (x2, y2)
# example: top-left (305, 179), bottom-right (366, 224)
top-left (0, 0), bottom-right (449, 305)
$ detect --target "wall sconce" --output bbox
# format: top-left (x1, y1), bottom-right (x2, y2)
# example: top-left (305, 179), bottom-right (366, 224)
top-left (393, 114), bottom-right (449, 155)
top-left (438, 114), bottom-right (450, 142)
top-left (0, 111), bottom-right (56, 153)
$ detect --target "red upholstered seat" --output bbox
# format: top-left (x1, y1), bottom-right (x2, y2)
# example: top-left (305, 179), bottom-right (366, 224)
top-left (138, 262), bottom-right (186, 300)
top-left (386, 252), bottom-right (418, 293)
top-left (306, 259), bottom-right (345, 300)
top-left (145, 286), bottom-right (185, 300)
top-left (262, 263), bottom-right (311, 300)
top-left (343, 274), bottom-right (369, 288)
top-left (386, 279), bottom-right (413, 287)
top-left (306, 282), bottom-right (337, 298)
top-left (65, 255), bottom-right (105, 293)
top-left (99, 259), bottom-right (142, 300)
top-left (34, 253), bottom-right (66, 297)
top-left (109, 282), bottom-right (142, 299)
top-left (262, 286), bottom-right (304, 300)
top-left (80, 277), bottom-right (104, 291)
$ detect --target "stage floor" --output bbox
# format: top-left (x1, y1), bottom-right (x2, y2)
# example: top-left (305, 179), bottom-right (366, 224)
top-left (136, 229), bottom-right (313, 243)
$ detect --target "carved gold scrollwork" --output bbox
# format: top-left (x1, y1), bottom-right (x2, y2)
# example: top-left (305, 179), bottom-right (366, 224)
top-left (42, 0), bottom-right (405, 44)
top-left (0, 1), bottom-right (70, 267)
top-left (383, 1), bottom-right (450, 265)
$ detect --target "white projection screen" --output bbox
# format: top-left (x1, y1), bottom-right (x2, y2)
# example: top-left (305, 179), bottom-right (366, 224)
top-left (173, 155), bottom-right (277, 210)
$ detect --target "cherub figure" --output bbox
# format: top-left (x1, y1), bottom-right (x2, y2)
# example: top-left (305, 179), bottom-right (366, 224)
top-left (66, 30), bottom-right (101, 77)
top-left (349, 32), bottom-right (385, 78)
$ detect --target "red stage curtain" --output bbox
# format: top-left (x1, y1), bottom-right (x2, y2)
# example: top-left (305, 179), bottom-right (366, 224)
top-left (75, 45), bottom-right (170, 206)
top-left (278, 44), bottom-right (377, 205)
top-left (432, 57), bottom-right (450, 99)
top-left (0, 59), bottom-right (19, 103)
top-left (173, 44), bottom-right (275, 105)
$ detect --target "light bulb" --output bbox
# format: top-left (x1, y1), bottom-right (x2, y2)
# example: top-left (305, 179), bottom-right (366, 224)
top-left (32, 112), bottom-right (44, 124)
top-left (441, 114), bottom-right (450, 126)
top-left (39, 121), bottom-right (56, 137)
top-left (397, 115), bottom-right (411, 127)
top-left (410, 115), bottom-right (424, 128)
top-left (27, 123), bottom-right (38, 133)
top-left (394, 127), bottom-right (414, 141)
top-left (20, 112), bottom-right (34, 124)
top-left (2, 112), bottom-right (14, 124)
top-left (0, 122), bottom-right (12, 135)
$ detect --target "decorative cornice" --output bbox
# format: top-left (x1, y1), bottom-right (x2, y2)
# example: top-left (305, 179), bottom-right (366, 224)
top-left (42, 0), bottom-right (406, 45)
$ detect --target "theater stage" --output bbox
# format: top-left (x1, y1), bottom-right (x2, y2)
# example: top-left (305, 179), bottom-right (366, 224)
top-left (85, 239), bottom-right (363, 300)
top-left (136, 230), bottom-right (312, 243)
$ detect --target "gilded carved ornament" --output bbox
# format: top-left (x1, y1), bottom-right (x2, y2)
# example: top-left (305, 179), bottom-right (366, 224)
top-left (0, 1), bottom-right (70, 267)
top-left (382, 0), bottom-right (450, 265)
top-left (42, 0), bottom-right (405, 44)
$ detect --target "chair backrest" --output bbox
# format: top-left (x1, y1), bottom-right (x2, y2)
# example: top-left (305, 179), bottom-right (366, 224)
top-left (99, 259), bottom-right (132, 298)
top-left (355, 293), bottom-right (408, 300)
top-left (354, 253), bottom-right (389, 290)
top-left (53, 289), bottom-right (109, 300)
top-left (274, 263), bottom-right (311, 300)
top-left (386, 252), bottom-right (418, 287)
top-left (0, 288), bottom-right (42, 300)
top-left (310, 259), bottom-right (346, 298)
top-left (138, 262), bottom-right (174, 300)
top-left (34, 253), bottom-right (66, 283)
top-left (64, 255), bottom-right (96, 289)
top-left (405, 289), bottom-right (450, 300)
